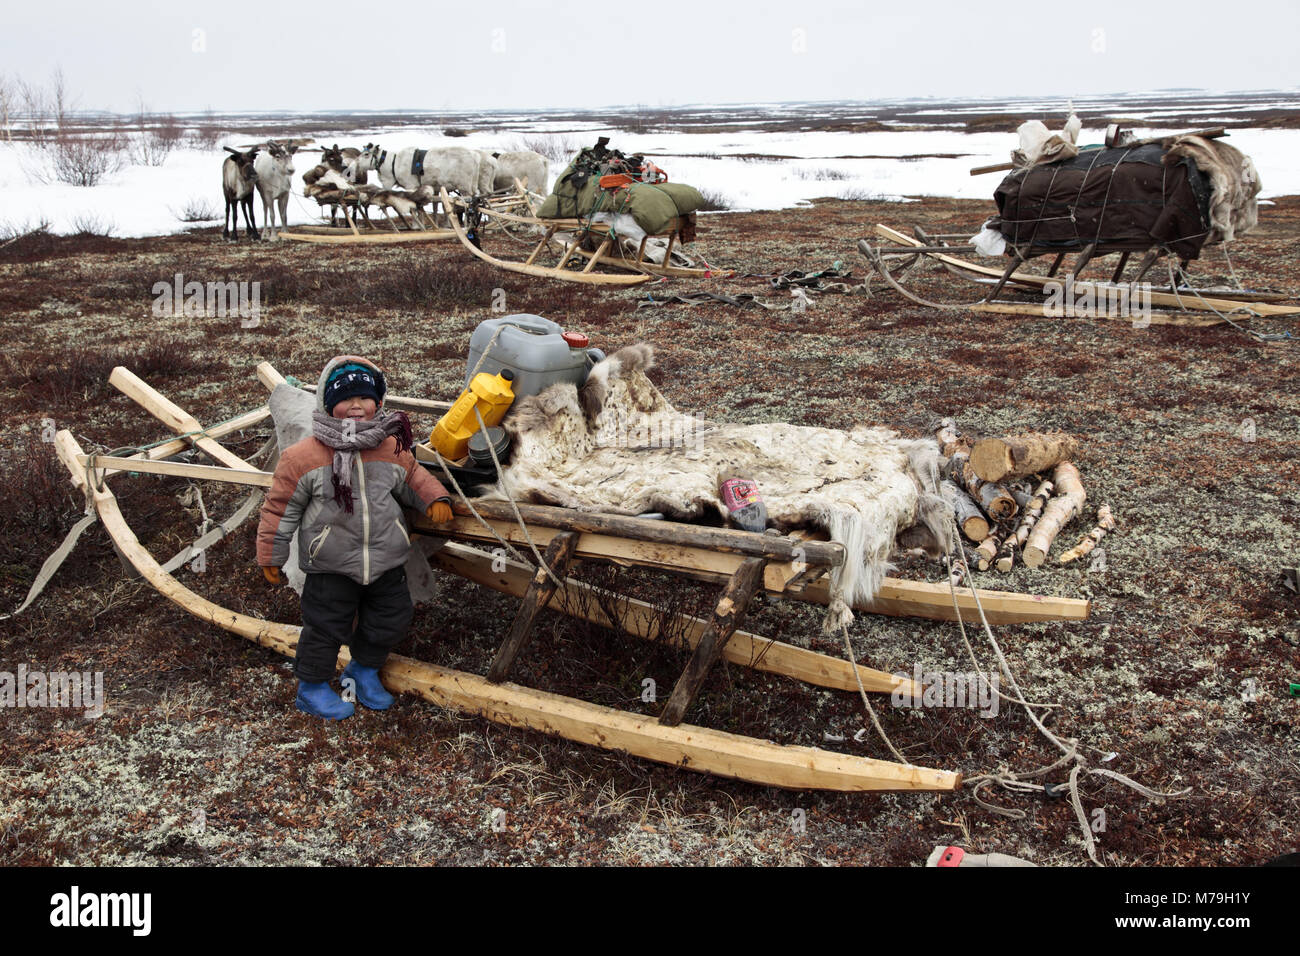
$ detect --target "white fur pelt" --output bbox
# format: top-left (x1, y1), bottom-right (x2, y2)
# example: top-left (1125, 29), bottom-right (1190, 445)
top-left (1165, 135), bottom-right (1261, 243)
top-left (484, 344), bottom-right (951, 630)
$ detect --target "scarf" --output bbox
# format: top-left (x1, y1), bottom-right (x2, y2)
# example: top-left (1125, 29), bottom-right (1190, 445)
top-left (311, 409), bottom-right (413, 513)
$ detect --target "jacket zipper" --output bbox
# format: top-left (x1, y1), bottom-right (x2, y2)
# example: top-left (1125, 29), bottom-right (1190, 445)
top-left (307, 526), bottom-right (332, 563)
top-left (393, 517), bottom-right (410, 546)
top-left (357, 453), bottom-right (370, 584)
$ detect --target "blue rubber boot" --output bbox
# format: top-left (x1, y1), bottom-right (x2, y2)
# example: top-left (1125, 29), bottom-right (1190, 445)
top-left (341, 661), bottom-right (395, 711)
top-left (295, 680), bottom-right (355, 720)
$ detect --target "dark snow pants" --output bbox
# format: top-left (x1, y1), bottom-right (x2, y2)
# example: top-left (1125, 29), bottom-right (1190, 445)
top-left (294, 567), bottom-right (412, 683)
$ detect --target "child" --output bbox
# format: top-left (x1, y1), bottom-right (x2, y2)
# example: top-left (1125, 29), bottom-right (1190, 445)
top-left (256, 355), bottom-right (454, 720)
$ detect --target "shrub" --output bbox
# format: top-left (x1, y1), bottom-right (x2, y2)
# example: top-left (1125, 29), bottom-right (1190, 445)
top-left (836, 186), bottom-right (896, 202)
top-left (133, 113), bottom-right (184, 166)
top-left (1, 338), bottom-right (212, 407)
top-left (18, 69), bottom-right (129, 186)
top-left (512, 134), bottom-right (584, 165)
top-left (1, 218), bottom-right (52, 242)
top-left (52, 132), bottom-right (125, 187)
top-left (0, 220), bottom-right (56, 261)
top-left (188, 116), bottom-right (222, 150)
top-left (0, 434), bottom-right (88, 602)
top-left (67, 213), bottom-right (116, 237)
top-left (695, 188), bottom-right (734, 212)
top-left (794, 166), bottom-right (852, 181)
top-left (251, 257), bottom-right (503, 312)
top-left (172, 197), bottom-right (220, 223)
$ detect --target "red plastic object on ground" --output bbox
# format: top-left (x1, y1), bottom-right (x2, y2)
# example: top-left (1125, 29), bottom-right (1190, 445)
top-left (936, 846), bottom-right (966, 867)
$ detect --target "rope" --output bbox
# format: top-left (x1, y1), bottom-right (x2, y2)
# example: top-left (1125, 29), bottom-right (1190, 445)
top-left (6, 429), bottom-right (276, 619)
top-left (160, 435), bottom-right (277, 574)
top-left (94, 408), bottom-right (269, 460)
top-left (838, 621), bottom-right (909, 765)
top-left (934, 522), bottom-right (1191, 865)
top-left (473, 406), bottom-right (566, 591)
top-left (1221, 243), bottom-right (1244, 290)
top-left (163, 488), bottom-right (261, 574)
top-left (1090, 148), bottom-right (1134, 249)
top-left (1165, 258), bottom-right (1292, 343)
top-left (420, 320), bottom-right (567, 584)
top-left (428, 442), bottom-right (529, 568)
top-left (190, 481), bottom-right (212, 536)
top-left (466, 321), bottom-right (507, 381)
top-left (0, 514), bottom-right (98, 620)
top-left (942, 554), bottom-right (1059, 712)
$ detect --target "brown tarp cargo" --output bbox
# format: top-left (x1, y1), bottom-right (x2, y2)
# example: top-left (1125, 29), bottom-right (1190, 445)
top-left (992, 144), bottom-right (1213, 261)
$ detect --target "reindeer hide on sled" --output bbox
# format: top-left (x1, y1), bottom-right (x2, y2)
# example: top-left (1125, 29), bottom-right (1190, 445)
top-left (482, 345), bottom-right (952, 631)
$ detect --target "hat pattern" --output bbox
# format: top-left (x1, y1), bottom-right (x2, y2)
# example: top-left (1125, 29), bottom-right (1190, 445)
top-left (323, 363), bottom-right (384, 414)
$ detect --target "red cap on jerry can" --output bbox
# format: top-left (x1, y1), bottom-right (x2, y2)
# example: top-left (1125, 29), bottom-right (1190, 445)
top-left (562, 331), bottom-right (590, 348)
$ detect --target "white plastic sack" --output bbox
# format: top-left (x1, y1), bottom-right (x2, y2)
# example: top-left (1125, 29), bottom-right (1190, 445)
top-left (970, 224), bottom-right (1007, 257)
top-left (1015, 113), bottom-right (1081, 167)
top-left (1017, 120), bottom-right (1052, 160)
top-left (585, 212), bottom-right (693, 266)
top-left (589, 211), bottom-right (646, 242)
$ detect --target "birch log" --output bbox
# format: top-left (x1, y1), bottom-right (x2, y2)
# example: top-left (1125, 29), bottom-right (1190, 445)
top-left (941, 479), bottom-right (990, 543)
top-left (934, 417), bottom-right (961, 453)
top-left (934, 418), bottom-right (1016, 520)
top-left (1022, 464), bottom-right (1086, 568)
top-left (1008, 479), bottom-right (1033, 509)
top-left (1059, 504), bottom-right (1116, 564)
top-left (971, 432), bottom-right (1080, 483)
top-left (949, 558), bottom-right (968, 588)
top-left (969, 470), bottom-right (1019, 520)
top-left (995, 477), bottom-right (1053, 572)
top-left (934, 417), bottom-right (969, 473)
top-left (975, 530), bottom-right (1003, 571)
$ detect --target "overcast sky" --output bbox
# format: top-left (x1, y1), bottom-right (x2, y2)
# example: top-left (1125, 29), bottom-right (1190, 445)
top-left (4, 0), bottom-right (1297, 113)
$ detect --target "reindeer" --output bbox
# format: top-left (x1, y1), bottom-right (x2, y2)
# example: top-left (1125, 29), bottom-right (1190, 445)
top-left (254, 140), bottom-right (298, 240)
top-left (323, 143), bottom-right (367, 184)
top-left (351, 143), bottom-right (485, 226)
top-left (368, 189), bottom-right (426, 231)
top-left (222, 146), bottom-right (260, 241)
top-left (408, 185), bottom-right (440, 228)
top-left (306, 168), bottom-right (379, 227)
top-left (474, 150), bottom-right (499, 196)
top-left (490, 149), bottom-right (549, 197)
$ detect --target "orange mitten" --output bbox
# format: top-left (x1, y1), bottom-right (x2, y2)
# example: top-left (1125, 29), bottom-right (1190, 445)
top-left (262, 566), bottom-right (281, 585)
top-left (426, 500), bottom-right (454, 524)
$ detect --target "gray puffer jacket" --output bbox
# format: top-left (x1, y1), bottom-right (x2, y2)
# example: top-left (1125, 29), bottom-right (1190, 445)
top-left (255, 356), bottom-right (450, 585)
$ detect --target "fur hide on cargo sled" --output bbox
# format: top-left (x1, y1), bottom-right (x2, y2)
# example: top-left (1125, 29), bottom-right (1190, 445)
top-left (1163, 135), bottom-right (1261, 244)
top-left (481, 344), bottom-right (952, 631)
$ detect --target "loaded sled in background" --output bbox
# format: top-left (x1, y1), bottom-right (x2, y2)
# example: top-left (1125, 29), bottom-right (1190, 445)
top-left (859, 124), bottom-right (1300, 326)
top-left (441, 138), bottom-right (720, 285)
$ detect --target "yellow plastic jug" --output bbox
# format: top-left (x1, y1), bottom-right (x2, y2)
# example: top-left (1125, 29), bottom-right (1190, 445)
top-left (431, 369), bottom-right (515, 461)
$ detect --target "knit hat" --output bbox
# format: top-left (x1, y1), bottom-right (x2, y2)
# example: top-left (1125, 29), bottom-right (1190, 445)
top-left (322, 362), bottom-right (385, 414)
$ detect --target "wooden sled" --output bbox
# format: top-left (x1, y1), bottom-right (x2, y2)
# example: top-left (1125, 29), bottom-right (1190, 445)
top-left (49, 364), bottom-right (1090, 791)
top-left (280, 201), bottom-right (456, 245)
top-left (568, 225), bottom-right (715, 280)
top-left (476, 180), bottom-right (545, 234)
top-left (863, 223), bottom-right (1300, 319)
top-left (439, 187), bottom-right (714, 286)
top-left (471, 179), bottom-right (715, 279)
top-left (279, 226), bottom-right (457, 246)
